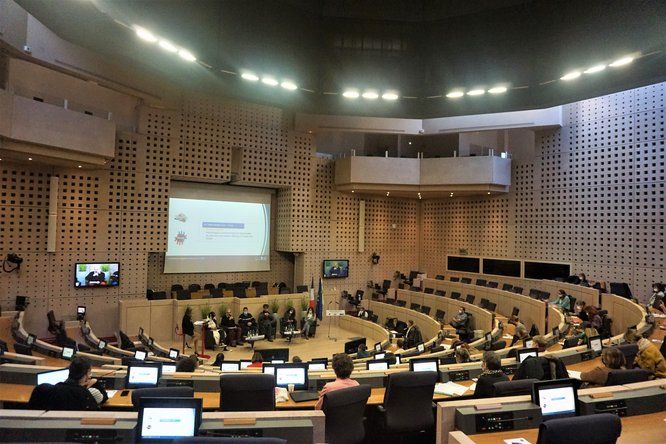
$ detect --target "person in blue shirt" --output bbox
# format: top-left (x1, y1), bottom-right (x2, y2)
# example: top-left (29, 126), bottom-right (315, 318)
top-left (552, 290), bottom-right (572, 312)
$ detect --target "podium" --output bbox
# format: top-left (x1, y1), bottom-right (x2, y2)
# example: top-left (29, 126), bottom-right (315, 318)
top-left (326, 309), bottom-right (345, 341)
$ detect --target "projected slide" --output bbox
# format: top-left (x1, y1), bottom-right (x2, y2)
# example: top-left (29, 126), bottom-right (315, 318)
top-left (165, 184), bottom-right (271, 273)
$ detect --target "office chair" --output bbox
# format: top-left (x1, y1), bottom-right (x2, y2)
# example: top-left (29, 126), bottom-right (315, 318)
top-left (465, 295), bottom-right (475, 304)
top-left (14, 342), bottom-right (33, 355)
top-left (493, 378), bottom-right (538, 397)
top-left (487, 281), bottom-right (499, 288)
top-left (502, 283), bottom-right (514, 291)
top-left (424, 287), bottom-right (434, 294)
top-left (451, 292), bottom-right (461, 300)
top-left (171, 284), bottom-right (184, 292)
top-left (475, 279), bottom-right (487, 287)
top-left (614, 343), bottom-right (639, 368)
top-left (535, 413), bottom-right (621, 444)
top-left (489, 340), bottom-right (506, 351)
top-left (486, 302), bottom-right (497, 312)
top-left (435, 290), bottom-right (445, 297)
top-left (479, 298), bottom-right (489, 309)
top-left (146, 289), bottom-right (154, 300)
top-left (203, 283), bottom-right (215, 291)
top-left (46, 310), bottom-right (60, 335)
top-left (378, 371), bottom-right (438, 435)
top-left (176, 289), bottom-right (192, 300)
top-left (219, 374), bottom-right (276, 411)
top-left (255, 282), bottom-right (269, 296)
top-left (232, 287), bottom-right (246, 298)
top-left (421, 305), bottom-right (431, 315)
top-left (296, 285), bottom-right (309, 293)
top-left (152, 291), bottom-right (167, 300)
top-left (513, 286), bottom-right (524, 294)
top-left (131, 387), bottom-right (194, 409)
top-left (460, 278), bottom-right (472, 284)
top-left (435, 275), bottom-right (445, 280)
top-left (410, 303), bottom-right (421, 312)
top-left (396, 300), bottom-right (407, 307)
top-left (450, 277), bottom-right (460, 282)
top-left (28, 384), bottom-right (56, 410)
top-left (435, 309), bottom-right (445, 322)
top-left (370, 313), bottom-right (379, 323)
top-left (217, 282), bottom-right (227, 289)
top-left (605, 368), bottom-right (651, 385)
top-left (322, 385), bottom-right (371, 444)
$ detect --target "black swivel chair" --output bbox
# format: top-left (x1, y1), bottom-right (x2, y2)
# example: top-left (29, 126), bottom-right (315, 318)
top-left (14, 342), bottom-right (33, 355)
top-left (420, 306), bottom-right (431, 315)
top-left (47, 310), bottom-right (60, 335)
top-left (513, 286), bottom-right (524, 294)
top-left (451, 292), bottom-right (461, 300)
top-left (487, 281), bottom-right (499, 288)
top-left (188, 284), bottom-right (202, 292)
top-left (479, 298), bottom-right (489, 309)
top-left (171, 284), bottom-right (184, 293)
top-left (460, 278), bottom-right (472, 284)
top-left (614, 343), bottom-right (639, 368)
top-left (434, 290), bottom-right (445, 297)
top-left (475, 279), bottom-right (487, 287)
top-left (535, 413), bottom-right (621, 444)
top-left (435, 310), bottom-right (445, 322)
top-left (450, 276), bottom-right (460, 282)
top-left (396, 300), bottom-right (407, 307)
top-left (605, 368), bottom-right (651, 385)
top-left (131, 387), bottom-right (194, 409)
top-left (219, 374), bottom-right (276, 411)
top-left (489, 340), bottom-right (506, 351)
top-left (378, 371), bottom-right (438, 437)
top-left (296, 285), bottom-right (309, 293)
top-left (152, 291), bottom-right (167, 300)
top-left (435, 275), bottom-right (445, 280)
top-left (486, 302), bottom-right (497, 312)
top-left (424, 288), bottom-right (434, 294)
top-left (493, 378), bottom-right (538, 397)
top-left (410, 303), bottom-right (421, 312)
top-left (118, 330), bottom-right (137, 351)
top-left (502, 283), bottom-right (513, 291)
top-left (28, 384), bottom-right (56, 409)
top-left (465, 295), bottom-right (475, 304)
top-left (203, 283), bottom-right (216, 291)
top-left (322, 385), bottom-right (371, 444)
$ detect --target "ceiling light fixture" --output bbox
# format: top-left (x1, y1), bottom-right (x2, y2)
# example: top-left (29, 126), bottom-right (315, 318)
top-left (28, 157), bottom-right (33, 161)
top-left (281, 80), bottom-right (298, 90)
top-left (342, 90), bottom-right (359, 99)
top-left (560, 70), bottom-right (581, 81)
top-left (584, 64), bottom-right (606, 74)
top-left (382, 92), bottom-right (399, 100)
top-left (362, 91), bottom-right (379, 100)
top-left (178, 49), bottom-right (196, 62)
top-left (78, 165), bottom-right (82, 168)
top-left (261, 77), bottom-right (278, 86)
top-left (158, 40), bottom-right (178, 52)
top-left (466, 89), bottom-right (485, 96)
top-left (241, 72), bottom-right (259, 81)
top-left (386, 192), bottom-right (390, 196)
top-left (446, 91), bottom-right (464, 98)
top-left (609, 56), bottom-right (634, 67)
top-left (135, 27), bottom-right (157, 43)
top-left (488, 86), bottom-right (507, 94)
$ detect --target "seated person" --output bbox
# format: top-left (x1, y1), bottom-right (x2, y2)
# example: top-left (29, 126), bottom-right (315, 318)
top-left (302, 307), bottom-right (316, 339)
top-left (85, 265), bottom-right (106, 286)
top-left (450, 307), bottom-right (470, 341)
top-left (509, 315), bottom-right (529, 346)
top-left (624, 329), bottom-right (666, 378)
top-left (648, 283), bottom-right (665, 313)
top-left (282, 307), bottom-right (297, 333)
top-left (552, 290), bottom-right (572, 312)
top-left (238, 306), bottom-right (256, 337)
top-left (292, 355), bottom-right (303, 363)
top-left (514, 336), bottom-right (568, 381)
top-left (404, 320), bottom-right (423, 349)
top-left (181, 307), bottom-right (199, 351)
top-left (385, 317), bottom-right (397, 331)
top-left (258, 304), bottom-right (276, 342)
top-left (357, 307), bottom-right (369, 319)
top-left (435, 329), bottom-right (447, 347)
top-left (220, 308), bottom-right (241, 346)
top-left (574, 300), bottom-right (589, 322)
top-left (578, 273), bottom-right (590, 287)
top-left (563, 325), bottom-right (587, 346)
top-left (584, 306), bottom-right (603, 330)
top-left (455, 346), bottom-right (471, 363)
top-left (206, 311), bottom-right (228, 350)
top-left (315, 354), bottom-right (359, 410)
top-left (356, 344), bottom-right (370, 358)
top-left (176, 354), bottom-right (199, 372)
top-left (248, 351), bottom-right (264, 368)
top-left (474, 351), bottom-right (509, 398)
top-left (50, 357), bottom-right (108, 410)
top-left (580, 347), bottom-right (625, 385)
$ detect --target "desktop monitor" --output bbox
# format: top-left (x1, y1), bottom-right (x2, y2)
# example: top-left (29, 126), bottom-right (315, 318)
top-left (308, 361), bottom-right (327, 371)
top-left (310, 357), bottom-right (328, 364)
top-left (61, 346), bottom-right (75, 360)
top-left (416, 343), bottom-right (425, 353)
top-left (523, 338), bottom-right (535, 348)
top-left (517, 347), bottom-right (539, 363)
top-left (26, 334), bottom-right (36, 347)
top-left (126, 363), bottom-right (161, 389)
top-left (259, 348), bottom-right (290, 362)
top-left (588, 335), bottom-right (603, 353)
top-left (162, 364), bottom-right (177, 374)
top-left (220, 361), bottom-right (241, 372)
top-left (271, 359), bottom-right (285, 364)
top-left (262, 364), bottom-right (276, 375)
top-left (274, 364), bottom-right (309, 390)
top-left (97, 340), bottom-right (107, 351)
top-left (366, 359), bottom-right (390, 371)
top-left (532, 379), bottom-right (579, 419)
top-left (410, 357), bottom-right (440, 374)
top-left (374, 352), bottom-right (386, 360)
top-left (374, 342), bottom-right (382, 352)
top-left (168, 348), bottom-right (179, 360)
top-left (148, 337), bottom-right (155, 346)
top-left (137, 397), bottom-right (202, 441)
top-left (240, 360), bottom-right (252, 369)
top-left (76, 306), bottom-right (86, 321)
top-left (440, 355), bottom-right (457, 365)
top-left (134, 350), bottom-right (147, 361)
top-left (344, 337), bottom-right (366, 354)
top-left (37, 368), bottom-right (69, 386)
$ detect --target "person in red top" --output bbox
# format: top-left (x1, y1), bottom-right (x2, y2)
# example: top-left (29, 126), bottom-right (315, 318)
top-left (315, 353), bottom-right (359, 409)
top-left (247, 351), bottom-right (264, 368)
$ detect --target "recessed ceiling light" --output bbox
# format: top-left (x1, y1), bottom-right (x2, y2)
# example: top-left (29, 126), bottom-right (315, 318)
top-left (446, 91), bottom-right (464, 98)
top-left (28, 157), bottom-right (33, 161)
top-left (487, 191), bottom-right (491, 195)
top-left (342, 90), bottom-right (359, 99)
top-left (584, 64), bottom-right (606, 74)
top-left (560, 71), bottom-right (581, 81)
top-left (135, 27), bottom-right (157, 43)
top-left (386, 192), bottom-right (390, 196)
top-left (178, 49), bottom-right (196, 62)
top-left (466, 89), bottom-right (485, 96)
top-left (351, 190), bottom-right (355, 193)
top-left (281, 80), bottom-right (298, 90)
top-left (609, 56), bottom-right (633, 67)
top-left (78, 165), bottom-right (82, 168)
top-left (362, 91), bottom-right (379, 100)
top-left (158, 40), bottom-right (178, 52)
top-left (261, 77), bottom-right (278, 86)
top-left (488, 86), bottom-right (507, 94)
top-left (241, 72), bottom-right (259, 81)
top-left (382, 92), bottom-right (399, 100)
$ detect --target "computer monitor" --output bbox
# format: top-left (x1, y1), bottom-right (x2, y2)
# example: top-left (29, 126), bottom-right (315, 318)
top-left (240, 360), bottom-right (252, 369)
top-left (523, 338), bottom-right (535, 348)
top-left (26, 334), bottom-right (36, 347)
top-left (484, 332), bottom-right (493, 350)
top-left (134, 350), bottom-right (147, 361)
top-left (344, 337), bottom-right (366, 354)
top-left (308, 361), bottom-right (327, 371)
top-left (137, 397), bottom-right (202, 441)
top-left (416, 343), bottom-right (425, 353)
top-left (76, 306), bottom-right (86, 321)
top-left (532, 379), bottom-right (579, 419)
top-left (167, 348), bottom-right (179, 360)
top-left (97, 340), bottom-right (107, 351)
top-left (274, 364), bottom-right (309, 391)
top-left (262, 363), bottom-right (276, 375)
top-left (374, 342), bottom-right (382, 352)
top-left (552, 327), bottom-right (560, 339)
top-left (220, 361), bottom-right (241, 372)
top-left (61, 346), bottom-right (75, 360)
top-left (310, 357), bottom-right (328, 364)
top-left (126, 363), bottom-right (161, 388)
top-left (162, 364), bottom-right (177, 374)
top-left (374, 352), bottom-right (386, 360)
top-left (271, 359), bottom-right (285, 364)
top-left (366, 359), bottom-right (390, 371)
top-left (410, 357), bottom-right (439, 374)
top-left (588, 335), bottom-right (602, 353)
top-left (259, 348), bottom-right (290, 362)
top-left (37, 368), bottom-right (69, 386)
top-left (517, 347), bottom-right (539, 363)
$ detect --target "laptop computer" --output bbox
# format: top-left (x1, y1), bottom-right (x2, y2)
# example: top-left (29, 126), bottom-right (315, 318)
top-left (275, 364), bottom-right (319, 402)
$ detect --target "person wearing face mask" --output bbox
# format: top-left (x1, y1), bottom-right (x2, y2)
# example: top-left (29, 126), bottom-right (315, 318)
top-left (552, 290), bottom-right (572, 312)
top-left (238, 306), bottom-right (256, 339)
top-left (578, 273), bottom-right (589, 287)
top-left (648, 283), bottom-right (665, 313)
top-left (220, 308), bottom-right (241, 347)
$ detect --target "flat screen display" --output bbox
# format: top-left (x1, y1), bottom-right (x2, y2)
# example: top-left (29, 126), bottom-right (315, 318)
top-left (240, 360), bottom-right (252, 369)
top-left (26, 334), bottom-right (36, 346)
top-left (37, 368), bottom-right (69, 385)
top-left (61, 347), bottom-right (75, 359)
top-left (417, 343), bottom-right (425, 353)
top-left (162, 364), bottom-right (177, 374)
top-left (127, 364), bottom-right (161, 388)
top-left (135, 350), bottom-right (147, 361)
top-left (482, 258), bottom-right (521, 277)
top-left (323, 260), bottom-right (349, 278)
top-left (374, 352), bottom-right (386, 360)
top-left (517, 348), bottom-right (538, 363)
top-left (220, 362), bottom-right (240, 372)
top-left (366, 360), bottom-right (389, 371)
top-left (524, 261), bottom-right (570, 280)
top-left (137, 398), bottom-right (201, 440)
top-left (77, 306), bottom-right (86, 320)
top-left (97, 340), bottom-right (107, 350)
top-left (533, 381), bottom-right (578, 418)
top-left (410, 358), bottom-right (439, 373)
top-left (374, 342), bottom-right (382, 352)
top-left (74, 263), bottom-right (119, 288)
top-left (308, 362), bottom-right (326, 371)
top-left (262, 364), bottom-right (275, 375)
top-left (271, 360), bottom-right (285, 364)
top-left (447, 256), bottom-right (480, 273)
top-left (168, 348), bottom-right (179, 359)
top-left (588, 336), bottom-right (602, 353)
top-left (275, 364), bottom-right (308, 390)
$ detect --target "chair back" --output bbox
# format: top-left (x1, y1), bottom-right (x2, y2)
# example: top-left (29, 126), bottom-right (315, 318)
top-left (451, 292), bottom-right (461, 300)
top-left (487, 282), bottom-right (499, 288)
top-left (424, 288), bottom-right (434, 294)
top-left (322, 385), bottom-right (371, 444)
top-left (493, 378), bottom-right (538, 397)
top-left (513, 286), bottom-right (523, 294)
top-left (219, 374), bottom-right (276, 411)
top-left (476, 279), bottom-right (487, 286)
top-left (605, 368), bottom-right (651, 385)
top-left (489, 340), bottom-right (506, 351)
top-left (465, 295), bottom-right (475, 304)
top-left (14, 342), bottom-right (33, 355)
top-left (47, 310), bottom-right (59, 334)
top-left (614, 343), bottom-right (639, 368)
top-left (28, 384), bottom-right (56, 409)
top-left (435, 309), bottom-right (445, 322)
top-left (421, 306), bottom-right (431, 315)
top-left (410, 303), bottom-right (421, 311)
top-left (203, 283), bottom-right (216, 291)
top-left (435, 290), bottom-right (445, 297)
top-left (131, 387), bottom-right (194, 408)
top-left (118, 330), bottom-right (136, 350)
top-left (382, 371), bottom-right (438, 433)
top-left (460, 278), bottom-right (472, 284)
top-left (188, 283), bottom-right (201, 292)
top-left (536, 413), bottom-right (621, 444)
top-left (171, 284), bottom-right (184, 292)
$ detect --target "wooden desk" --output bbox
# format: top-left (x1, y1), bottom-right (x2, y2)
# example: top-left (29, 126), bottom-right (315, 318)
top-left (464, 411), bottom-right (666, 444)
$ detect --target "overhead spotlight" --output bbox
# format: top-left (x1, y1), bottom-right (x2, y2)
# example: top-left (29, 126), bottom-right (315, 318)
top-left (351, 190), bottom-right (355, 193)
top-left (609, 56), bottom-right (633, 67)
top-left (584, 64), bottom-right (606, 74)
top-left (487, 192), bottom-right (491, 195)
top-left (28, 157), bottom-right (33, 161)
top-left (362, 91), bottom-right (379, 100)
top-left (261, 77), bottom-right (278, 86)
top-left (560, 70), bottom-right (581, 81)
top-left (382, 92), bottom-right (399, 100)
top-left (488, 86), bottom-right (507, 94)
top-left (241, 72), bottom-right (259, 81)
top-left (178, 49), bottom-right (196, 62)
top-left (158, 39), bottom-right (178, 52)
top-left (466, 89), bottom-right (485, 96)
top-left (342, 90), bottom-right (360, 99)
top-left (386, 191), bottom-right (390, 196)
top-left (135, 26), bottom-right (157, 43)
top-left (446, 91), bottom-right (464, 98)
top-left (280, 80), bottom-right (298, 90)
top-left (78, 165), bottom-right (82, 168)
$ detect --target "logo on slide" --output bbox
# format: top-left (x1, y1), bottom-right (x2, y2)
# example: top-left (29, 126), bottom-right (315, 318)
top-left (175, 231), bottom-right (187, 245)
top-left (174, 213), bottom-right (187, 222)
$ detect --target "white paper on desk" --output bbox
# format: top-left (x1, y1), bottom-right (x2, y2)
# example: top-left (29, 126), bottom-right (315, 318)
top-left (443, 343), bottom-right (451, 350)
top-left (434, 381), bottom-right (469, 396)
top-left (652, 313), bottom-right (666, 318)
top-left (106, 390), bottom-right (118, 398)
top-left (567, 370), bottom-right (582, 380)
top-left (469, 383), bottom-right (477, 392)
top-left (503, 438), bottom-right (531, 444)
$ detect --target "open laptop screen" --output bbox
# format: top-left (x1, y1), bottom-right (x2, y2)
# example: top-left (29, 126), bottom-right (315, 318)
top-left (274, 364), bottom-right (308, 390)
top-left (37, 368), bottom-right (69, 385)
top-left (138, 397), bottom-right (202, 440)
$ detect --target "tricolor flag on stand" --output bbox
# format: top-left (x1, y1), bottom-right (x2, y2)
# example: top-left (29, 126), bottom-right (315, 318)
top-left (309, 277), bottom-right (316, 310)
top-left (316, 278), bottom-right (324, 320)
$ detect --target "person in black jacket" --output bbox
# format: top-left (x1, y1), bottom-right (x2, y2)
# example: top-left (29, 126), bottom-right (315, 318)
top-left (238, 306), bottom-right (256, 338)
top-left (220, 308), bottom-right (240, 346)
top-left (404, 320), bottom-right (423, 349)
top-left (474, 351), bottom-right (509, 398)
top-left (51, 357), bottom-right (108, 410)
top-left (182, 307), bottom-right (199, 352)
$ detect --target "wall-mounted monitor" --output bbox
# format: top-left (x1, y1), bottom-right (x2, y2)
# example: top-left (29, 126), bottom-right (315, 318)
top-left (76, 306), bottom-right (86, 320)
top-left (447, 256), bottom-right (480, 273)
top-left (482, 258), bottom-right (521, 277)
top-left (524, 261), bottom-right (570, 280)
top-left (74, 262), bottom-right (120, 288)
top-left (323, 259), bottom-right (349, 278)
